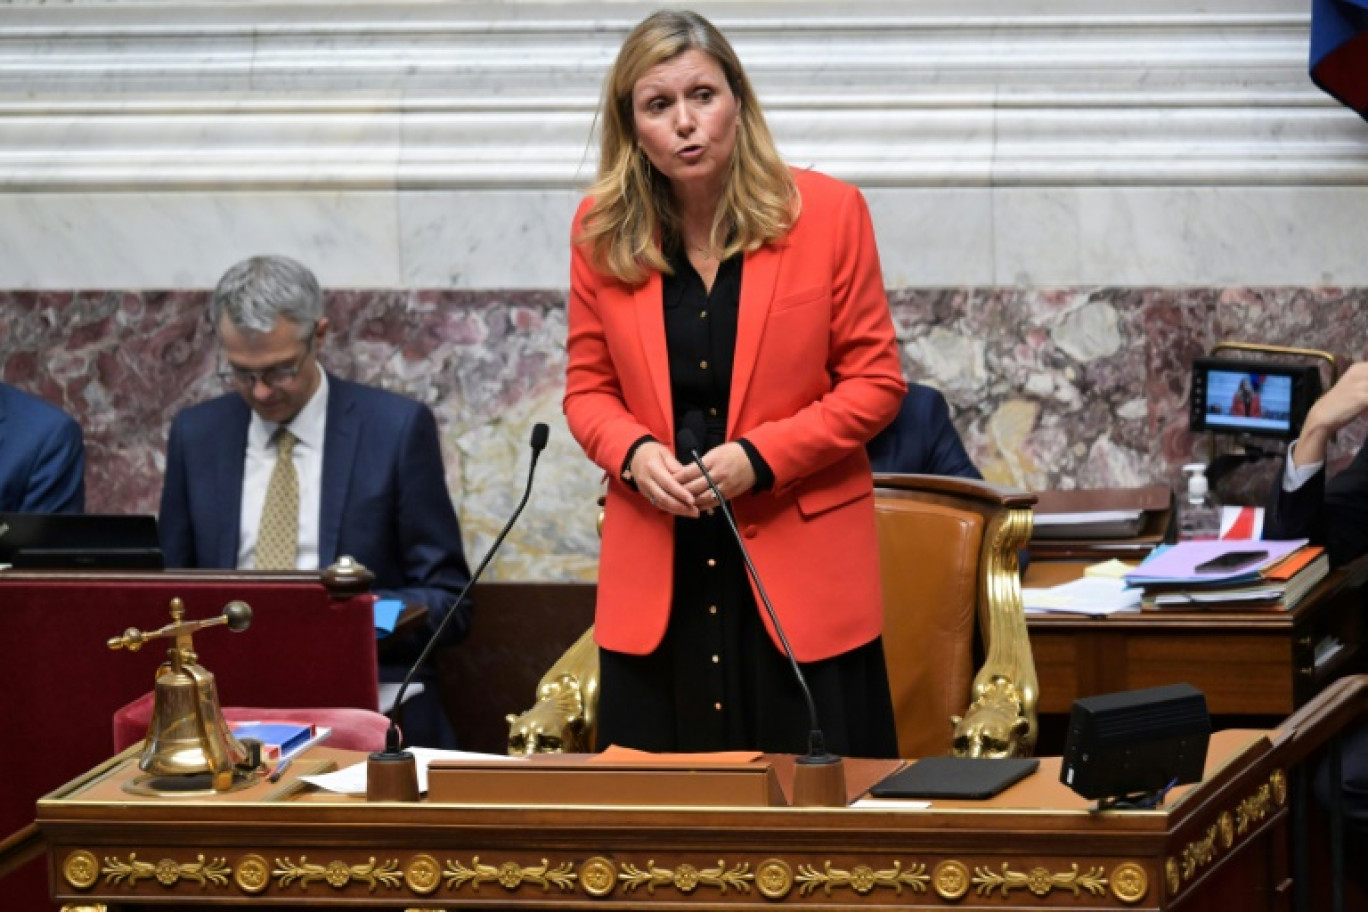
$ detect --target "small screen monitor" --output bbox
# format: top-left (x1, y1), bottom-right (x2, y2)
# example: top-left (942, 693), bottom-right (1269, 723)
top-left (1188, 357), bottom-right (1321, 441)
top-left (0, 513), bottom-right (163, 569)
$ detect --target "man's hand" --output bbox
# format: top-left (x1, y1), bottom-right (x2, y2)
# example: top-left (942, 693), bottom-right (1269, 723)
top-left (630, 441), bottom-right (699, 517)
top-left (676, 442), bottom-right (757, 510)
top-left (1295, 362), bottom-right (1368, 468)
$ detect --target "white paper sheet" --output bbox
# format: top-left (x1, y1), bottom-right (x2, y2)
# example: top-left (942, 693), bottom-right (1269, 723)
top-left (301, 748), bottom-right (525, 796)
top-left (850, 798), bottom-right (933, 810)
top-left (1022, 576), bottom-right (1141, 615)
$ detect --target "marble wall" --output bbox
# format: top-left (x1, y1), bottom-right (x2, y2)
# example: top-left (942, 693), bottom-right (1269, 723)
top-left (4, 285), bottom-right (1364, 581)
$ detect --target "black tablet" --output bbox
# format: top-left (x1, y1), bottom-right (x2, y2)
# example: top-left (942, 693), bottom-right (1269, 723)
top-left (868, 756), bottom-right (1040, 800)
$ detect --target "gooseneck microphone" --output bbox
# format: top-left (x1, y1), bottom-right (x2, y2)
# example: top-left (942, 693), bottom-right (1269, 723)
top-left (367, 422), bottom-right (550, 800)
top-left (677, 427), bottom-right (845, 805)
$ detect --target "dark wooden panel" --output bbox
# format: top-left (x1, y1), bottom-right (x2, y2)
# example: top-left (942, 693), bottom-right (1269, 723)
top-left (1027, 631), bottom-right (1080, 714)
top-left (438, 581), bottom-right (596, 754)
top-left (1124, 632), bottom-right (1294, 715)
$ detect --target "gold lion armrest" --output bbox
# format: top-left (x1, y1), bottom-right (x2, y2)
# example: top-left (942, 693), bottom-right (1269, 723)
top-left (506, 627), bottom-right (600, 755)
top-left (873, 473), bottom-right (1039, 759)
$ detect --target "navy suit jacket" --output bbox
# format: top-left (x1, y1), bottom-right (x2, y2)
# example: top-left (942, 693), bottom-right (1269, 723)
top-left (158, 374), bottom-right (472, 642)
top-left (866, 383), bottom-right (983, 479)
top-left (1267, 443), bottom-right (1368, 569)
top-left (0, 383), bottom-right (85, 513)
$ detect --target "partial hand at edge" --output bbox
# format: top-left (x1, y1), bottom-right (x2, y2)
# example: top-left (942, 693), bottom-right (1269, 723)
top-left (1295, 362), bottom-right (1368, 467)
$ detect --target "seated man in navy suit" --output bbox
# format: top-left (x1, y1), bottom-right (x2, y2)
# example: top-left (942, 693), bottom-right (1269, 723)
top-left (866, 382), bottom-right (983, 479)
top-left (867, 382), bottom-right (1032, 575)
top-left (0, 382), bottom-right (85, 513)
top-left (1266, 361), bottom-right (1368, 844)
top-left (159, 255), bottom-right (472, 746)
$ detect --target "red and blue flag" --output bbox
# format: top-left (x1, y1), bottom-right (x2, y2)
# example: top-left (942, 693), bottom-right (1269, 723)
top-left (1312, 0), bottom-right (1368, 117)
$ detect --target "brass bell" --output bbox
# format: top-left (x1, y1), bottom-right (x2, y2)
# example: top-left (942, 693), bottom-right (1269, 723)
top-left (109, 598), bottom-right (257, 794)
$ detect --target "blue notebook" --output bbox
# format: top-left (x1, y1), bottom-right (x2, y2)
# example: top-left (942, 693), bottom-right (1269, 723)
top-left (230, 722), bottom-right (316, 760)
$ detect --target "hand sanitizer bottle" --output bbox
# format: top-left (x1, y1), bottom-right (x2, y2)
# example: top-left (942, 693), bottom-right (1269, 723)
top-left (1178, 463), bottom-right (1221, 541)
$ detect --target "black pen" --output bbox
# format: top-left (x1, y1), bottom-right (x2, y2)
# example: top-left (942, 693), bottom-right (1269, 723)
top-left (267, 757), bottom-right (293, 783)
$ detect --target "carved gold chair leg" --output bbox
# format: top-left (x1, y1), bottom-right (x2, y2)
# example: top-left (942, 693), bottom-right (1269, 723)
top-left (951, 504), bottom-right (1039, 758)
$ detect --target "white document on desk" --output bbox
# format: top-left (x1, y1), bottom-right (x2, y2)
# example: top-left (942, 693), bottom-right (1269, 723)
top-left (302, 748), bottom-right (525, 795)
top-left (850, 798), bottom-right (933, 810)
top-left (1022, 576), bottom-right (1141, 616)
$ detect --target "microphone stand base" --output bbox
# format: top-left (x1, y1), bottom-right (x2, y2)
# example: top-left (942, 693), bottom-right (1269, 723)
top-left (366, 749), bottom-right (419, 802)
top-left (792, 753), bottom-right (846, 807)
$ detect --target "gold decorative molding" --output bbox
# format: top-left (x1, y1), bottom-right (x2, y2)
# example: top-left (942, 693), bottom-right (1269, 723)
top-left (973, 863), bottom-right (1108, 898)
top-left (580, 856), bottom-right (617, 897)
top-left (1218, 811), bottom-right (1236, 849)
top-left (1110, 862), bottom-right (1148, 904)
top-left (1181, 825), bottom-right (1219, 880)
top-left (1173, 770), bottom-right (1287, 891)
top-left (63, 850), bottom-right (99, 890)
top-left (60, 905), bottom-right (107, 912)
top-left (102, 852), bottom-right (230, 888)
top-left (1236, 783), bottom-right (1273, 835)
top-left (443, 857), bottom-right (576, 893)
top-left (620, 859), bottom-right (753, 895)
top-left (933, 860), bottom-right (971, 900)
top-left (274, 856), bottom-right (402, 891)
top-left (404, 855), bottom-right (442, 895)
top-left (796, 860), bottom-right (929, 896)
top-left (234, 854), bottom-right (270, 894)
top-left (1271, 768), bottom-right (1288, 807)
top-left (755, 859), bottom-right (794, 900)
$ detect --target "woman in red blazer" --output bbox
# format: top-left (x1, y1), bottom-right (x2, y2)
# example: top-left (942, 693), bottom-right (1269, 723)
top-left (565, 10), bottom-right (907, 757)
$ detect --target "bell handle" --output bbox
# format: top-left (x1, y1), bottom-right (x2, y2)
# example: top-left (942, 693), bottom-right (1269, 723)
top-left (107, 600), bottom-right (252, 651)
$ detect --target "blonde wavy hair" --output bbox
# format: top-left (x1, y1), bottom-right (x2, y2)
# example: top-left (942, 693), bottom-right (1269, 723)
top-left (578, 10), bottom-right (797, 285)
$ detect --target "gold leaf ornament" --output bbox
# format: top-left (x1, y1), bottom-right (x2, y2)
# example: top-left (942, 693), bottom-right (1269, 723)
top-left (273, 856), bottom-right (402, 892)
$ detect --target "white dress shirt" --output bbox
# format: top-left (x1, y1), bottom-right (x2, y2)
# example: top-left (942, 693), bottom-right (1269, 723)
top-left (238, 372), bottom-right (328, 570)
top-left (1282, 439), bottom-right (1325, 493)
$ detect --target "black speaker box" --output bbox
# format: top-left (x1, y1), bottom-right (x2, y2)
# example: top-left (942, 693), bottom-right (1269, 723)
top-left (1060, 683), bottom-right (1210, 801)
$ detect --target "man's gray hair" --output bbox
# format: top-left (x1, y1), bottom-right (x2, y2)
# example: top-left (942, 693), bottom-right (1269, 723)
top-left (210, 255), bottom-right (323, 337)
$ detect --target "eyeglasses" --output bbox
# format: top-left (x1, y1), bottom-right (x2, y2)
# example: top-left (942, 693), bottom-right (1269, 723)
top-left (217, 333), bottom-right (315, 390)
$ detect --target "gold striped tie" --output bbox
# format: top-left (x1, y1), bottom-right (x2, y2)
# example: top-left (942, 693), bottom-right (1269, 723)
top-left (256, 428), bottom-right (299, 570)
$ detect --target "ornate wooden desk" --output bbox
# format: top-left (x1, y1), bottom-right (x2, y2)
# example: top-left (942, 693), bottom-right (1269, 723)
top-left (1027, 555), bottom-right (1368, 721)
top-left (39, 728), bottom-right (1296, 911)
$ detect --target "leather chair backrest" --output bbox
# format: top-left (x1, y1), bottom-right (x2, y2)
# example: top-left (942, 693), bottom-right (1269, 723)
top-left (875, 495), bottom-right (983, 759)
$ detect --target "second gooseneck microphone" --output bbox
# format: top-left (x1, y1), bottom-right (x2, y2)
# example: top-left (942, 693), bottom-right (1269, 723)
top-left (380, 422), bottom-right (550, 757)
top-left (675, 427), bottom-right (837, 766)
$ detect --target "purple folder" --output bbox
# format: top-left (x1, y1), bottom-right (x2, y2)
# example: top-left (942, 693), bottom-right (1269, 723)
top-left (1123, 539), bottom-right (1308, 585)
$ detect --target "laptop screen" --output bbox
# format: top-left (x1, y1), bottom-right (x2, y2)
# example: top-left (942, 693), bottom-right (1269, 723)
top-left (0, 513), bottom-right (164, 570)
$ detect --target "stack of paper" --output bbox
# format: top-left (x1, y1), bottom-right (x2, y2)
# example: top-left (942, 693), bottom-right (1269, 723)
top-left (1031, 509), bottom-right (1146, 540)
top-left (1123, 540), bottom-right (1327, 611)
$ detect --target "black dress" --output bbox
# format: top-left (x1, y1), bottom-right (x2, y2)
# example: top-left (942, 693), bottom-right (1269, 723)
top-left (596, 245), bottom-right (899, 759)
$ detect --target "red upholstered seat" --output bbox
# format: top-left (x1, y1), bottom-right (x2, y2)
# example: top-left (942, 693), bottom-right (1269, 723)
top-left (113, 691), bottom-right (392, 754)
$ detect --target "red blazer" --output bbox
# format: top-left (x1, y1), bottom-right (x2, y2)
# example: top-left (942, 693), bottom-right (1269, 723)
top-left (564, 168), bottom-right (906, 663)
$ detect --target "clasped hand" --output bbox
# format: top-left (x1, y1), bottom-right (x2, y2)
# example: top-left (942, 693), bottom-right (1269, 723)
top-left (630, 440), bottom-right (756, 517)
